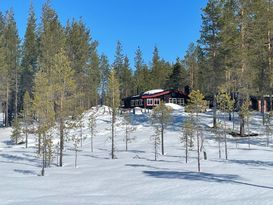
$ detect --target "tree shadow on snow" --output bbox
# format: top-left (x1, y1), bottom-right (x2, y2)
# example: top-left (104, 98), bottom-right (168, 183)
top-left (228, 159), bottom-right (273, 167)
top-left (126, 163), bottom-right (169, 170)
top-left (0, 153), bottom-right (39, 167)
top-left (143, 170), bottom-right (273, 190)
top-left (14, 169), bottom-right (37, 176)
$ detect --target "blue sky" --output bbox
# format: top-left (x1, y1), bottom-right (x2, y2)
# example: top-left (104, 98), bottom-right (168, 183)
top-left (0, 0), bottom-right (207, 66)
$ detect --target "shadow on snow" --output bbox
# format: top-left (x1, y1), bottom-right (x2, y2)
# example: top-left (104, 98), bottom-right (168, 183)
top-left (143, 170), bottom-right (273, 190)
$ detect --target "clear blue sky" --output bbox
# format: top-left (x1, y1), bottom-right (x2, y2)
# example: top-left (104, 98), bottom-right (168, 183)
top-left (0, 0), bottom-right (208, 66)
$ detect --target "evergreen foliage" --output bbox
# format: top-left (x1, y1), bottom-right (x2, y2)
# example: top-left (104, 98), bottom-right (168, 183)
top-left (151, 101), bottom-right (172, 155)
top-left (107, 69), bottom-right (120, 159)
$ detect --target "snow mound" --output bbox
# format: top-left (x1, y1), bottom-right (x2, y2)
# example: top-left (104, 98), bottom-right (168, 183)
top-left (165, 103), bottom-right (184, 111)
top-left (144, 89), bottom-right (164, 95)
top-left (133, 107), bottom-right (143, 115)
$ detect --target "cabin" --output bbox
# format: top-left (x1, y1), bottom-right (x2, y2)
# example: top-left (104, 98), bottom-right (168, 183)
top-left (121, 89), bottom-right (189, 109)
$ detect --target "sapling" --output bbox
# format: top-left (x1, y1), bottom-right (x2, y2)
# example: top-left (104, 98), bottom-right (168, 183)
top-left (123, 112), bottom-right (136, 151)
top-left (88, 111), bottom-right (97, 152)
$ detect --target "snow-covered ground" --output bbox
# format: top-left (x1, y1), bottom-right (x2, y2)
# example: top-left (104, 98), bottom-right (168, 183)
top-left (1, 105), bottom-right (273, 205)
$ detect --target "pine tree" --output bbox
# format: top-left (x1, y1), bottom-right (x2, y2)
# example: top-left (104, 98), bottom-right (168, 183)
top-left (151, 126), bottom-right (161, 161)
top-left (10, 117), bottom-right (23, 144)
top-left (187, 90), bottom-right (207, 172)
top-left (199, 0), bottom-right (223, 128)
top-left (51, 49), bottom-right (77, 167)
top-left (216, 88), bottom-right (234, 159)
top-left (123, 112), bottom-right (135, 151)
top-left (22, 91), bottom-right (32, 148)
top-left (181, 117), bottom-right (194, 163)
top-left (88, 111), bottom-right (97, 152)
top-left (107, 69), bottom-right (120, 159)
top-left (33, 70), bottom-right (55, 176)
top-left (151, 101), bottom-right (172, 155)
top-left (184, 43), bottom-right (200, 90)
top-left (0, 32), bottom-right (9, 127)
top-left (39, 1), bottom-right (65, 75)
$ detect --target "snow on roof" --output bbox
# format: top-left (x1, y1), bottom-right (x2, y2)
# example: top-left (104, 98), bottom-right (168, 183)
top-left (143, 89), bottom-right (164, 95)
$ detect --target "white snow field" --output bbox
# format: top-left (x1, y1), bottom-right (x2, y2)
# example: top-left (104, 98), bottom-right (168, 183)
top-left (1, 105), bottom-right (273, 205)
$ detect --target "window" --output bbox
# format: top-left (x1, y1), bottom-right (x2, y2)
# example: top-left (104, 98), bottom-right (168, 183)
top-left (147, 99), bottom-right (153, 106)
top-left (135, 100), bottom-right (139, 106)
top-left (139, 99), bottom-right (143, 106)
top-left (121, 100), bottom-right (125, 107)
top-left (169, 98), bottom-right (184, 106)
top-left (154, 98), bottom-right (160, 105)
top-left (131, 100), bottom-right (135, 107)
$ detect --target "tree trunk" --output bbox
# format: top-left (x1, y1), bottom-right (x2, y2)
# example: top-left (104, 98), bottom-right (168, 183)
top-left (154, 136), bottom-right (157, 161)
top-left (5, 83), bottom-right (9, 127)
top-left (185, 134), bottom-right (188, 163)
top-left (197, 129), bottom-right (200, 172)
top-left (25, 124), bottom-right (28, 148)
top-left (213, 95), bottom-right (217, 128)
top-left (111, 111), bottom-right (115, 159)
top-left (91, 133), bottom-right (93, 152)
top-left (261, 96), bottom-right (265, 125)
top-left (125, 125), bottom-right (128, 151)
top-left (240, 116), bottom-right (245, 137)
top-left (218, 133), bottom-right (221, 159)
top-left (75, 150), bottom-right (78, 168)
top-left (161, 124), bottom-right (164, 155)
top-left (15, 66), bottom-right (18, 119)
top-left (224, 111), bottom-right (228, 160)
top-left (41, 133), bottom-right (46, 176)
top-left (59, 118), bottom-right (64, 167)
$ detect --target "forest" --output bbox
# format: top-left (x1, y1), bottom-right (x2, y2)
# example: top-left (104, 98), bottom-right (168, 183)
top-left (0, 1), bottom-right (271, 156)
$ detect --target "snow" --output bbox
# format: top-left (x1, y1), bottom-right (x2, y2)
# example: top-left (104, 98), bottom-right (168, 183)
top-left (143, 89), bottom-right (164, 95)
top-left (165, 103), bottom-right (185, 111)
top-left (1, 107), bottom-right (273, 204)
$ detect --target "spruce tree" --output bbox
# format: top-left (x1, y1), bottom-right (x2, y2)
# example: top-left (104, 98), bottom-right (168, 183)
top-left (3, 10), bottom-right (20, 125)
top-left (21, 3), bottom-right (38, 98)
top-left (134, 46), bottom-right (146, 94)
top-left (98, 54), bottom-right (110, 105)
top-left (166, 58), bottom-right (187, 90)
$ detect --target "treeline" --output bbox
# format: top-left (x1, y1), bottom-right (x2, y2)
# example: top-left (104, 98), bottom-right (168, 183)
top-left (0, 0), bottom-right (272, 127)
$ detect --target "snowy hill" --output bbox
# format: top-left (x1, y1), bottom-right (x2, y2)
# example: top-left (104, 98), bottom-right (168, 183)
top-left (0, 106), bottom-right (273, 205)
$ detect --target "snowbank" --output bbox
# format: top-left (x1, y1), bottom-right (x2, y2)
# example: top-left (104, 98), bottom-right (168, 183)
top-left (165, 103), bottom-right (184, 111)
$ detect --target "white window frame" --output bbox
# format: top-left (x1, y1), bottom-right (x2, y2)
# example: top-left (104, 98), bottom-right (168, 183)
top-left (147, 99), bottom-right (153, 106)
top-left (154, 98), bottom-right (160, 105)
